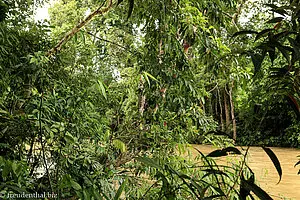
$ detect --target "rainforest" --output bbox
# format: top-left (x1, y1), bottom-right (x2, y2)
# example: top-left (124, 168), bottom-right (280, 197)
top-left (1, 0), bottom-right (300, 199)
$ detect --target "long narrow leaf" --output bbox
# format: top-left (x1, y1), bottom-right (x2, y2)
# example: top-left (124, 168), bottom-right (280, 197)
top-left (262, 147), bottom-right (282, 184)
top-left (136, 157), bottom-right (163, 170)
top-left (143, 71), bottom-right (158, 82)
top-left (242, 178), bottom-right (273, 200)
top-left (114, 178), bottom-right (127, 200)
top-left (127, 0), bottom-right (134, 19)
top-left (266, 17), bottom-right (284, 23)
top-left (117, 0), bottom-right (125, 6)
top-left (97, 80), bottom-right (107, 100)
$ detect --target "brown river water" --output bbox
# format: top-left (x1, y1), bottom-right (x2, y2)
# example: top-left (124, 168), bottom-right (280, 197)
top-left (187, 145), bottom-right (300, 200)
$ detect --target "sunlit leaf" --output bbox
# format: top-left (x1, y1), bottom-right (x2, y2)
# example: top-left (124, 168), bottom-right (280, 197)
top-left (97, 80), bottom-right (107, 100)
top-left (70, 180), bottom-right (82, 190)
top-left (136, 157), bottom-right (163, 170)
top-left (143, 71), bottom-right (158, 82)
top-left (114, 178), bottom-right (127, 200)
top-left (112, 139), bottom-right (127, 153)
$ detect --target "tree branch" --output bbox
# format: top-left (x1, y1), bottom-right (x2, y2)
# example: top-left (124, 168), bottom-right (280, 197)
top-left (232, 0), bottom-right (248, 27)
top-left (86, 31), bottom-right (133, 53)
top-left (47, 0), bottom-right (113, 57)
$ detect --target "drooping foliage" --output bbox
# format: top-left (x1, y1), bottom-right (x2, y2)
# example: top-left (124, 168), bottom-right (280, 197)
top-left (0, 0), bottom-right (298, 199)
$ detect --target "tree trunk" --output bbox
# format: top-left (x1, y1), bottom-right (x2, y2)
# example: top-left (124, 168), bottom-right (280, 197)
top-left (229, 82), bottom-right (237, 141)
top-left (217, 88), bottom-right (224, 131)
top-left (224, 88), bottom-right (230, 132)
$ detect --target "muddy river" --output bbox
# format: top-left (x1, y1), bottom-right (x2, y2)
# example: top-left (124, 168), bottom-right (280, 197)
top-left (187, 145), bottom-right (300, 200)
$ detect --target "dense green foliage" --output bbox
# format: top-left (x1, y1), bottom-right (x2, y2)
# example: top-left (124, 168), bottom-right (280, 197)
top-left (0, 0), bottom-right (299, 199)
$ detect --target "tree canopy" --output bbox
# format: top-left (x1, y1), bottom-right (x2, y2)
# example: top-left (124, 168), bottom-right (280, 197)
top-left (0, 0), bottom-right (299, 199)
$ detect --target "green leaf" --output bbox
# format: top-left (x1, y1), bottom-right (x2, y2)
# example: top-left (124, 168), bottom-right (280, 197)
top-left (5, 185), bottom-right (27, 194)
top-left (112, 139), bottom-right (127, 153)
top-left (64, 132), bottom-right (75, 143)
top-left (232, 30), bottom-right (258, 38)
top-left (268, 47), bottom-right (276, 64)
top-left (127, 0), bottom-right (134, 19)
top-left (143, 71), bottom-right (158, 82)
top-left (207, 147), bottom-right (241, 157)
top-left (264, 3), bottom-right (278, 10)
top-left (288, 37), bottom-right (300, 61)
top-left (143, 73), bottom-right (150, 87)
top-left (247, 51), bottom-right (266, 73)
top-left (276, 44), bottom-right (291, 64)
top-left (203, 195), bottom-right (224, 200)
top-left (202, 169), bottom-right (229, 179)
top-left (93, 189), bottom-right (103, 200)
top-left (241, 178), bottom-right (273, 200)
top-left (223, 147), bottom-right (242, 155)
top-left (136, 157), bottom-right (163, 170)
top-left (273, 31), bottom-right (291, 40)
top-left (83, 189), bottom-right (90, 200)
top-left (266, 17), bottom-right (284, 23)
top-left (294, 160), bottom-right (300, 167)
top-left (0, 109), bottom-right (8, 114)
top-left (114, 178), bottom-right (127, 200)
top-left (80, 30), bottom-right (86, 45)
top-left (117, 0), bottom-right (125, 6)
top-left (240, 174), bottom-right (255, 200)
top-left (2, 161), bottom-right (11, 179)
top-left (97, 80), bottom-right (107, 100)
top-left (270, 8), bottom-right (288, 16)
top-left (70, 180), bottom-right (82, 190)
top-left (255, 29), bottom-right (273, 41)
top-left (262, 147), bottom-right (282, 184)
top-left (207, 149), bottom-right (227, 157)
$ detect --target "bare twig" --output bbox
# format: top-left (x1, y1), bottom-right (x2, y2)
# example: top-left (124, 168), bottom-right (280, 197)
top-left (208, 83), bottom-right (218, 93)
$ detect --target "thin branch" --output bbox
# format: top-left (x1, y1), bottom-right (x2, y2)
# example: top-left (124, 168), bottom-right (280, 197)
top-left (47, 0), bottom-right (113, 57)
top-left (208, 83), bottom-right (218, 93)
top-left (232, 0), bottom-right (248, 28)
top-left (86, 31), bottom-right (133, 53)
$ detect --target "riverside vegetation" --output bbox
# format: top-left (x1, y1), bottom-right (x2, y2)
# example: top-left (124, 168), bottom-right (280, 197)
top-left (1, 0), bottom-right (300, 199)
